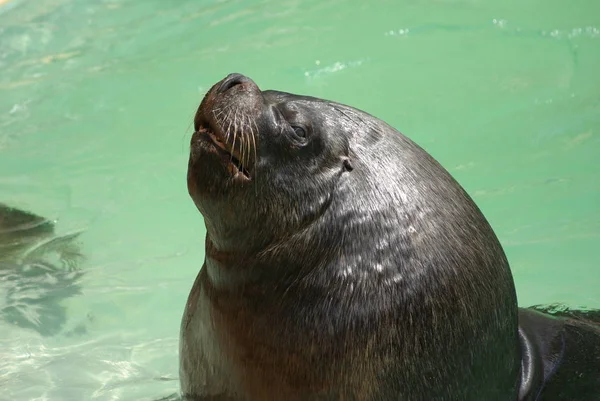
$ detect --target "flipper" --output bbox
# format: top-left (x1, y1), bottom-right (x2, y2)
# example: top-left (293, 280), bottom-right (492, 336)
top-left (518, 305), bottom-right (600, 401)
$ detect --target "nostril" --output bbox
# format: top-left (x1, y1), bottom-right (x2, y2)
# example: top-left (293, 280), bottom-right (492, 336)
top-left (217, 73), bottom-right (251, 94)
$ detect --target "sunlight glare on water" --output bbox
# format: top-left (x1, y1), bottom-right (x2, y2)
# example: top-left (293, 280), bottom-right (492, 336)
top-left (0, 0), bottom-right (599, 400)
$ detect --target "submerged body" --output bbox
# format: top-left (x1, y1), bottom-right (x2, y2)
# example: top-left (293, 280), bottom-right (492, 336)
top-left (518, 306), bottom-right (600, 401)
top-left (181, 74), bottom-right (600, 400)
top-left (0, 203), bottom-right (85, 336)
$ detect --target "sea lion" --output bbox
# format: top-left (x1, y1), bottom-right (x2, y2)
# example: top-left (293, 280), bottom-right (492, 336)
top-left (181, 73), bottom-right (600, 401)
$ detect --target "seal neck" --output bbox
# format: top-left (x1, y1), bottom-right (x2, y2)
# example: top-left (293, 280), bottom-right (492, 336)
top-left (202, 231), bottom-right (331, 294)
top-left (203, 235), bottom-right (272, 290)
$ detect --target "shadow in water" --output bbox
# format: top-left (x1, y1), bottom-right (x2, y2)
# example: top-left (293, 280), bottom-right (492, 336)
top-left (0, 202), bottom-right (86, 336)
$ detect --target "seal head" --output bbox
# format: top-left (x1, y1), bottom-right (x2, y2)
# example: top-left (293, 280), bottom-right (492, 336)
top-left (188, 73), bottom-right (352, 257)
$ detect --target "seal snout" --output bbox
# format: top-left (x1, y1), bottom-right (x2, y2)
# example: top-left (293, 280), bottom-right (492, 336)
top-left (191, 73), bottom-right (261, 182)
top-left (216, 73), bottom-right (254, 94)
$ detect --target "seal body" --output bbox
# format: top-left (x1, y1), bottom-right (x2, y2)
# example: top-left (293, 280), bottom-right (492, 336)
top-left (181, 73), bottom-right (600, 400)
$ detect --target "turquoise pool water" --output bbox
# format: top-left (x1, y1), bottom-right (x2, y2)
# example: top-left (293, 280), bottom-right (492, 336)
top-left (0, 0), bottom-right (599, 400)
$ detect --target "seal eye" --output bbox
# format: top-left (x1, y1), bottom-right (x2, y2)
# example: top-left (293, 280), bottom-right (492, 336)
top-left (291, 126), bottom-right (307, 139)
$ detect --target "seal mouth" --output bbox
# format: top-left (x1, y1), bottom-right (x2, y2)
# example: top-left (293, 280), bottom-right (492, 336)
top-left (198, 122), bottom-right (252, 180)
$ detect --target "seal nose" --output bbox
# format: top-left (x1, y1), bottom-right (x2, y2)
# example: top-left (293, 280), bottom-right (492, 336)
top-left (217, 73), bottom-right (252, 94)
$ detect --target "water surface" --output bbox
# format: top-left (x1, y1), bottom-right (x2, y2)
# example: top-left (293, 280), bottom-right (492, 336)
top-left (0, 0), bottom-right (599, 399)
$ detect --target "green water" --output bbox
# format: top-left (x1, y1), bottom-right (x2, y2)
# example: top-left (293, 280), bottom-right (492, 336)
top-left (0, 0), bottom-right (598, 399)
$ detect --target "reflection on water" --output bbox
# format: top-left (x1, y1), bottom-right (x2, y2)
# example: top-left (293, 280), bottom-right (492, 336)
top-left (0, 203), bottom-right (85, 336)
top-left (2, 261), bottom-right (85, 336)
top-left (0, 204), bottom-right (183, 400)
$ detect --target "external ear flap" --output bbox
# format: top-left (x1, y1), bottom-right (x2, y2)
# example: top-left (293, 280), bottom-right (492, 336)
top-left (343, 158), bottom-right (354, 172)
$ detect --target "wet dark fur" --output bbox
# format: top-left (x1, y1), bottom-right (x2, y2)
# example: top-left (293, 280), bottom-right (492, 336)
top-left (181, 74), bottom-right (600, 401)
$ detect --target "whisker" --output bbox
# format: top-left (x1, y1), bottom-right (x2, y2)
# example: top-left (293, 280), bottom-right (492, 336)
top-left (243, 115), bottom-right (251, 169)
top-left (181, 105), bottom-right (199, 154)
top-left (238, 113), bottom-right (245, 168)
top-left (213, 107), bottom-right (227, 132)
top-left (333, 105), bottom-right (377, 132)
top-left (230, 109), bottom-right (239, 164)
top-left (246, 115), bottom-right (254, 169)
top-left (252, 119), bottom-right (259, 180)
top-left (225, 108), bottom-right (234, 142)
top-left (212, 107), bottom-right (224, 120)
